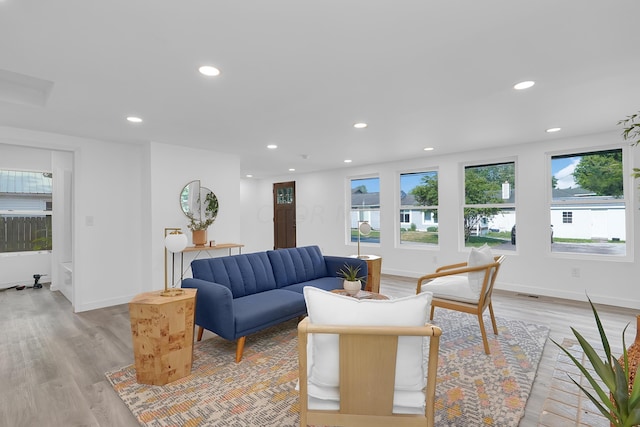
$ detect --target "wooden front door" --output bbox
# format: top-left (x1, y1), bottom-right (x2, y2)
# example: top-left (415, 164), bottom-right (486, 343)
top-left (273, 181), bottom-right (296, 249)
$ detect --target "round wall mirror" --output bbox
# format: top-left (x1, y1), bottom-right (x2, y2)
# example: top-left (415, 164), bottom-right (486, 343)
top-left (180, 180), bottom-right (219, 223)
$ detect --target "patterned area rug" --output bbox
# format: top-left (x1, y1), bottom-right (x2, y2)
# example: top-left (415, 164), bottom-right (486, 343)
top-left (106, 311), bottom-right (549, 427)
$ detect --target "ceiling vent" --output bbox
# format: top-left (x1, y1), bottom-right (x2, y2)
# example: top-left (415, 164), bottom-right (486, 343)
top-left (0, 69), bottom-right (54, 107)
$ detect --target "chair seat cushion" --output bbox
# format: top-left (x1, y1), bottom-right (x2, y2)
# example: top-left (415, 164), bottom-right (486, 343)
top-left (306, 385), bottom-right (425, 415)
top-left (303, 287), bottom-right (432, 392)
top-left (420, 275), bottom-right (478, 303)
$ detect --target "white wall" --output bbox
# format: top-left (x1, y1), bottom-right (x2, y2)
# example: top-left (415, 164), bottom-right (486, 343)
top-left (0, 127), bottom-right (148, 311)
top-left (149, 142), bottom-right (242, 289)
top-left (0, 128), bottom-right (243, 312)
top-left (244, 130), bottom-right (640, 309)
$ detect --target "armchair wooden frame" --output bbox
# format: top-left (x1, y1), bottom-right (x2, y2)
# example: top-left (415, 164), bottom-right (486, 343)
top-left (416, 255), bottom-right (505, 355)
top-left (298, 317), bottom-right (442, 427)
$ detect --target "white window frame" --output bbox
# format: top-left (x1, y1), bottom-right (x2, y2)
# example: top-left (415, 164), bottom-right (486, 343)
top-left (461, 158), bottom-right (516, 252)
top-left (397, 168), bottom-right (439, 249)
top-left (347, 175), bottom-right (381, 246)
top-left (547, 145), bottom-right (633, 262)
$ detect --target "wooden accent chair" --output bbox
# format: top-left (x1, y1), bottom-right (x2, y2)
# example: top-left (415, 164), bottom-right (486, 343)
top-left (297, 317), bottom-right (442, 427)
top-left (416, 255), bottom-right (505, 354)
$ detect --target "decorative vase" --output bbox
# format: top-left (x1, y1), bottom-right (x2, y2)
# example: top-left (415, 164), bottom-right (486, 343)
top-left (610, 314), bottom-right (640, 427)
top-left (621, 314), bottom-right (640, 393)
top-left (343, 279), bottom-right (361, 296)
top-left (192, 230), bottom-right (207, 247)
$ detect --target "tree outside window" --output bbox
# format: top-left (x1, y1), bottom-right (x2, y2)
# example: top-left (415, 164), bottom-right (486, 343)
top-left (400, 171), bottom-right (438, 246)
top-left (350, 177), bottom-right (380, 243)
top-left (551, 149), bottom-right (626, 256)
top-left (464, 162), bottom-right (515, 248)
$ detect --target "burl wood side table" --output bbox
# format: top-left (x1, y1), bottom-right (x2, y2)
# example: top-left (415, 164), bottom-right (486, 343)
top-left (351, 255), bottom-right (382, 293)
top-left (129, 288), bottom-right (197, 385)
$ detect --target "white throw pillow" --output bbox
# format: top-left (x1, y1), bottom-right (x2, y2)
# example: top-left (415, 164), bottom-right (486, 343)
top-left (302, 287), bottom-right (432, 392)
top-left (467, 244), bottom-right (494, 295)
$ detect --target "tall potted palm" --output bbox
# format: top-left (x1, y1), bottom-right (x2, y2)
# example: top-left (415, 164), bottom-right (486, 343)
top-left (552, 298), bottom-right (640, 426)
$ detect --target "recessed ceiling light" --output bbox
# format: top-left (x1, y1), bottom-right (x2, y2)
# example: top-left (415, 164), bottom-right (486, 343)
top-left (423, 147), bottom-right (434, 151)
top-left (267, 144), bottom-right (278, 149)
top-left (353, 123), bottom-right (368, 129)
top-left (546, 127), bottom-right (562, 133)
top-left (245, 174), bottom-right (253, 178)
top-left (344, 159), bottom-right (352, 163)
top-left (513, 81), bottom-right (535, 90)
top-left (198, 65), bottom-right (220, 77)
top-left (126, 116), bottom-right (143, 123)
top-left (289, 168), bottom-right (295, 172)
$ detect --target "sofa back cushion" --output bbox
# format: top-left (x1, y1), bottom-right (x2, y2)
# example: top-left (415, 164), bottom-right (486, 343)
top-left (267, 246), bottom-right (329, 288)
top-left (191, 252), bottom-right (277, 298)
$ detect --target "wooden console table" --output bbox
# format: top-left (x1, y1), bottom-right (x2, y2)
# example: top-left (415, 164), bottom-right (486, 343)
top-left (183, 242), bottom-right (244, 256)
top-left (350, 255), bottom-right (382, 293)
top-left (129, 289), bottom-right (197, 385)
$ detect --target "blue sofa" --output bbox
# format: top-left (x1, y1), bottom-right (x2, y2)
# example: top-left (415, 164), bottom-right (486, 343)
top-left (181, 245), bottom-right (367, 362)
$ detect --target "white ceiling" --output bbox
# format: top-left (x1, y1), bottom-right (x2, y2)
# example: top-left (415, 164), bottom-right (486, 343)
top-left (1, 0), bottom-right (639, 178)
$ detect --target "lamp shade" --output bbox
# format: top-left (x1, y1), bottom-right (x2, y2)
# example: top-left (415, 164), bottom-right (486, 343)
top-left (358, 221), bottom-right (372, 236)
top-left (165, 231), bottom-right (188, 253)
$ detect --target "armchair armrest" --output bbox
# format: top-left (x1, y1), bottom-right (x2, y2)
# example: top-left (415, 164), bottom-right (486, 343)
top-left (416, 258), bottom-right (501, 293)
top-left (436, 261), bottom-right (468, 273)
top-left (181, 278), bottom-right (236, 340)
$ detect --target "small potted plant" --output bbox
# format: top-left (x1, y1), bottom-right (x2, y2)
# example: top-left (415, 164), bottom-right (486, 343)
top-left (338, 263), bottom-right (365, 295)
top-left (552, 297), bottom-right (640, 427)
top-left (186, 213), bottom-right (215, 246)
top-left (186, 191), bottom-right (219, 247)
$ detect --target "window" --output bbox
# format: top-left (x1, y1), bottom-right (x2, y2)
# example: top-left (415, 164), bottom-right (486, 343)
top-left (463, 162), bottom-right (515, 250)
top-left (399, 171), bottom-right (438, 246)
top-left (0, 170), bottom-right (53, 253)
top-left (550, 148), bottom-right (626, 256)
top-left (350, 177), bottom-right (380, 243)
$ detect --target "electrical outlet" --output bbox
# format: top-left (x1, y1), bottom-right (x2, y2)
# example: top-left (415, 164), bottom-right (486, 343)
top-left (432, 256), bottom-right (438, 265)
top-left (571, 267), bottom-right (580, 278)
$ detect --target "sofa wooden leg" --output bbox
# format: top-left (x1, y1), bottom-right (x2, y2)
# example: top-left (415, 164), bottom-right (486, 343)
top-left (236, 336), bottom-right (246, 363)
top-left (197, 326), bottom-right (204, 341)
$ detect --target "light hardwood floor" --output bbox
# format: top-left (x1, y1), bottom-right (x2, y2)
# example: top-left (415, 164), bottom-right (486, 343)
top-left (0, 278), bottom-right (636, 427)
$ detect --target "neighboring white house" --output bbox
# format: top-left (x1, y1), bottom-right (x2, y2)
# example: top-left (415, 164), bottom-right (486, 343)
top-left (550, 187), bottom-right (625, 241)
top-left (350, 189), bottom-right (381, 230)
top-left (399, 191), bottom-right (438, 231)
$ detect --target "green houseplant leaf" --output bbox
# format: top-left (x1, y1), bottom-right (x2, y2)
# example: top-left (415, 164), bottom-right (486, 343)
top-left (337, 264), bottom-right (364, 282)
top-left (552, 296), bottom-right (640, 426)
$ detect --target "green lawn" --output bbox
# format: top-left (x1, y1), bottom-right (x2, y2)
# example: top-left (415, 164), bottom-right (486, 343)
top-left (399, 230), bottom-right (438, 244)
top-left (466, 235), bottom-right (509, 247)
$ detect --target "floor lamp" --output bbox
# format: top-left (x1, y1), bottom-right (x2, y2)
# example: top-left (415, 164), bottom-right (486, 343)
top-left (357, 220), bottom-right (372, 259)
top-left (163, 227), bottom-right (188, 297)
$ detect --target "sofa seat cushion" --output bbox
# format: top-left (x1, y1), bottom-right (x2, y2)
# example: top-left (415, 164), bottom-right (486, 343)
top-left (280, 277), bottom-right (344, 294)
top-left (233, 289), bottom-right (306, 334)
top-left (191, 252), bottom-right (277, 298)
top-left (267, 246), bottom-right (329, 287)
